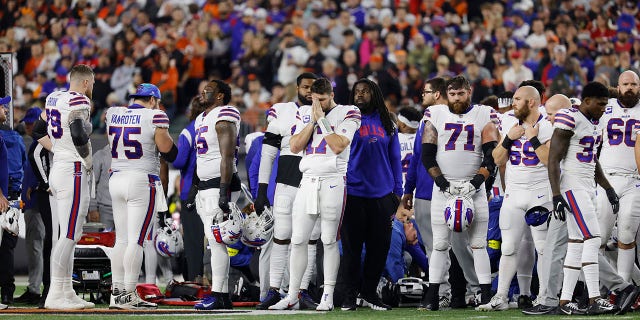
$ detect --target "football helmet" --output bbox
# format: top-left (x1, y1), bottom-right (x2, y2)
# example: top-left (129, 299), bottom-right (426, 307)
top-left (396, 277), bottom-right (424, 300)
top-left (154, 225), bottom-right (184, 258)
top-left (444, 195), bottom-right (474, 232)
top-left (1, 200), bottom-right (22, 235)
top-left (211, 203), bottom-right (243, 245)
top-left (241, 206), bottom-right (274, 247)
top-left (524, 206), bottom-right (551, 227)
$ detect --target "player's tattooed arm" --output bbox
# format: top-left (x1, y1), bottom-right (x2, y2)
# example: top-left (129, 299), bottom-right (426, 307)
top-left (289, 119), bottom-right (315, 154)
top-left (421, 120), bottom-right (449, 191)
top-left (547, 128), bottom-right (573, 196)
top-left (421, 120), bottom-right (437, 144)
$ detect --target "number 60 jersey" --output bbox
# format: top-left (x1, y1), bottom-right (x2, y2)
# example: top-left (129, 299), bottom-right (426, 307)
top-left (424, 104), bottom-right (499, 181)
top-left (106, 105), bottom-right (170, 175)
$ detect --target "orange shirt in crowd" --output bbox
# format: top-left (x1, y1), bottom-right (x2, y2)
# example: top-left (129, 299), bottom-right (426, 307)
top-left (150, 66), bottom-right (179, 102)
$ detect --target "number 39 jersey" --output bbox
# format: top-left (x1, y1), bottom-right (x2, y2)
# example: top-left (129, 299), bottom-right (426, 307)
top-left (553, 108), bottom-right (602, 181)
top-left (106, 105), bottom-right (169, 175)
top-left (500, 113), bottom-right (553, 190)
top-left (425, 104), bottom-right (499, 181)
top-left (296, 104), bottom-right (361, 176)
top-left (194, 106), bottom-right (241, 180)
top-left (44, 90), bottom-right (91, 163)
top-left (598, 98), bottom-right (640, 175)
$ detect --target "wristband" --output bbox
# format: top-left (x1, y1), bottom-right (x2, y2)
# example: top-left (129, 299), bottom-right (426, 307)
top-left (434, 175), bottom-right (450, 190)
top-left (219, 183), bottom-right (230, 198)
top-left (318, 117), bottom-right (334, 135)
top-left (470, 173), bottom-right (486, 190)
top-left (529, 136), bottom-right (542, 150)
top-left (501, 136), bottom-right (514, 149)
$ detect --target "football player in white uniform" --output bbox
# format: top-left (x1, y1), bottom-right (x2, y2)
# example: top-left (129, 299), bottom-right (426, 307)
top-left (32, 65), bottom-right (95, 309)
top-left (270, 78), bottom-right (361, 311)
top-left (106, 84), bottom-right (177, 309)
top-left (193, 80), bottom-right (242, 310)
top-left (548, 82), bottom-right (619, 315)
top-left (254, 73), bottom-right (321, 310)
top-left (397, 107), bottom-right (421, 186)
top-left (420, 76), bottom-right (498, 310)
top-left (477, 86), bottom-right (552, 311)
top-left (597, 71), bottom-right (640, 282)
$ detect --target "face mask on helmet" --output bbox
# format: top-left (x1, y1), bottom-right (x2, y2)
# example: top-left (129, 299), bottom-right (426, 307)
top-left (241, 206), bottom-right (274, 247)
top-left (444, 195), bottom-right (474, 232)
top-left (155, 226), bottom-right (184, 258)
top-left (211, 203), bottom-right (244, 245)
top-left (524, 205), bottom-right (551, 227)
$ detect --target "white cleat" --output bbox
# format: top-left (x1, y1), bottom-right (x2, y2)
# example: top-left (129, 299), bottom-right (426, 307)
top-left (476, 294), bottom-right (509, 311)
top-left (110, 291), bottom-right (157, 310)
top-left (316, 293), bottom-right (334, 311)
top-left (66, 293), bottom-right (94, 309)
top-left (268, 294), bottom-right (299, 310)
top-left (0, 303), bottom-right (7, 310)
top-left (44, 296), bottom-right (86, 310)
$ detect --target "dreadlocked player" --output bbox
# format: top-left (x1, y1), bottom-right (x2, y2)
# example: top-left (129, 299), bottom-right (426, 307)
top-left (337, 78), bottom-right (402, 311)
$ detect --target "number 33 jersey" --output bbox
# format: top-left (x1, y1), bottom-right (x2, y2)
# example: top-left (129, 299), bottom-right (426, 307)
top-left (425, 104), bottom-right (499, 181)
top-left (44, 90), bottom-right (91, 163)
top-left (194, 106), bottom-right (241, 180)
top-left (554, 108), bottom-right (602, 182)
top-left (106, 104), bottom-right (170, 175)
top-left (598, 99), bottom-right (640, 175)
top-left (296, 105), bottom-right (361, 175)
top-left (500, 113), bottom-right (553, 190)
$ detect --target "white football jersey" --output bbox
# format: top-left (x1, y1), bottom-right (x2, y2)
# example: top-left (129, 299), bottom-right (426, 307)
top-left (266, 102), bottom-right (306, 156)
top-left (553, 108), bottom-right (602, 181)
top-left (44, 90), bottom-right (91, 163)
top-left (106, 105), bottom-right (169, 175)
top-left (398, 132), bottom-right (416, 186)
top-left (195, 105), bottom-right (241, 180)
top-left (296, 104), bottom-right (361, 175)
top-left (500, 113), bottom-right (553, 190)
top-left (424, 104), bottom-right (499, 180)
top-left (598, 98), bottom-right (640, 175)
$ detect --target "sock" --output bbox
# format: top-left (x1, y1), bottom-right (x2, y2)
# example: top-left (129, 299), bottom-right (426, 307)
top-left (472, 248), bottom-right (492, 284)
top-left (617, 247), bottom-right (635, 282)
top-left (300, 242), bottom-right (317, 291)
top-left (287, 242), bottom-right (307, 301)
top-left (428, 250), bottom-right (449, 284)
top-left (209, 239), bottom-right (230, 293)
top-left (124, 243), bottom-right (145, 293)
top-left (269, 242), bottom-right (289, 289)
top-left (496, 254), bottom-right (517, 296)
top-left (144, 239), bottom-right (157, 284)
top-left (560, 242), bottom-right (582, 301)
top-left (583, 264), bottom-right (599, 298)
top-left (517, 275), bottom-right (533, 296)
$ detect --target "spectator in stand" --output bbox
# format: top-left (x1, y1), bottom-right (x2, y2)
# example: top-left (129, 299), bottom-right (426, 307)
top-left (541, 44), bottom-right (567, 87)
top-left (503, 50), bottom-right (534, 92)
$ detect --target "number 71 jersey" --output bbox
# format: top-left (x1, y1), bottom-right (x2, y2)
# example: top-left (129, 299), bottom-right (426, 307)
top-left (106, 105), bottom-right (170, 175)
top-left (425, 104), bottom-right (499, 180)
top-left (554, 108), bottom-right (602, 181)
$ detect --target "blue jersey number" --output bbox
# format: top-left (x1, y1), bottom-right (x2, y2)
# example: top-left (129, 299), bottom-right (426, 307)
top-left (509, 140), bottom-right (540, 166)
top-left (46, 108), bottom-right (63, 139)
top-left (444, 123), bottom-right (474, 151)
top-left (109, 126), bottom-right (143, 159)
top-left (196, 126), bottom-right (209, 155)
top-left (607, 118), bottom-right (638, 147)
top-left (576, 135), bottom-right (601, 163)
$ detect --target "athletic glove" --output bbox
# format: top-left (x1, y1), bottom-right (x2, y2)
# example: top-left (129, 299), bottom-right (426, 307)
top-left (552, 194), bottom-right (571, 221)
top-left (456, 181), bottom-right (477, 197)
top-left (184, 185), bottom-right (198, 209)
top-left (434, 175), bottom-right (451, 193)
top-left (253, 183), bottom-right (270, 216)
top-left (605, 188), bottom-right (619, 214)
top-left (219, 183), bottom-right (230, 214)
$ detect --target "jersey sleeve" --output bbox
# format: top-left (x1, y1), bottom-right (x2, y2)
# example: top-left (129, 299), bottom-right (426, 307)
top-left (151, 110), bottom-right (170, 129)
top-left (553, 110), bottom-right (577, 131)
top-left (336, 106), bottom-right (361, 141)
top-left (265, 106), bottom-right (285, 137)
top-left (489, 107), bottom-right (500, 126)
top-left (215, 106), bottom-right (241, 124)
top-left (293, 106), bottom-right (310, 135)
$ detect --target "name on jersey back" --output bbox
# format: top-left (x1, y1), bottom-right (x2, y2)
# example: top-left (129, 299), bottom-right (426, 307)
top-left (110, 113), bottom-right (141, 125)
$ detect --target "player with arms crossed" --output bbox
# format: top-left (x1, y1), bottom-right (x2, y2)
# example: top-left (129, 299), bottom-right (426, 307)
top-left (548, 81), bottom-right (619, 315)
top-left (477, 86), bottom-right (552, 311)
top-left (193, 80), bottom-right (242, 310)
top-left (107, 84), bottom-right (177, 309)
top-left (30, 65), bottom-right (95, 309)
top-left (420, 75), bottom-right (498, 310)
top-left (270, 78), bottom-right (361, 311)
top-left (254, 73), bottom-right (320, 310)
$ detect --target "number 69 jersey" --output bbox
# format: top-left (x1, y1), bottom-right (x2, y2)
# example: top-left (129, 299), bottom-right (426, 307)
top-left (500, 114), bottom-right (553, 190)
top-left (44, 90), bottom-right (91, 163)
top-left (106, 105), bottom-right (169, 175)
top-left (194, 106), bottom-right (241, 180)
top-left (553, 108), bottom-right (602, 182)
top-left (296, 105), bottom-right (361, 176)
top-left (598, 99), bottom-right (640, 175)
top-left (425, 104), bottom-right (499, 181)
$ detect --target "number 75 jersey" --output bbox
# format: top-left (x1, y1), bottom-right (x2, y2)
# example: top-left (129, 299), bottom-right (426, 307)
top-left (425, 104), bottom-right (499, 180)
top-left (106, 105), bottom-right (169, 175)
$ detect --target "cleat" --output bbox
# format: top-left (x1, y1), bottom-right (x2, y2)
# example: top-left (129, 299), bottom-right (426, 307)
top-left (298, 290), bottom-right (318, 310)
top-left (316, 293), bottom-right (333, 311)
top-left (67, 293), bottom-right (94, 309)
top-left (585, 297), bottom-right (617, 315)
top-left (256, 289), bottom-right (281, 310)
top-left (194, 294), bottom-right (224, 310)
top-left (341, 291), bottom-right (356, 311)
top-left (615, 285), bottom-right (640, 315)
top-left (44, 297), bottom-right (85, 310)
top-left (362, 294), bottom-right (391, 311)
top-left (522, 304), bottom-right (559, 315)
top-left (14, 290), bottom-right (41, 304)
top-left (439, 295), bottom-right (451, 309)
top-left (559, 302), bottom-right (586, 315)
top-left (418, 285), bottom-right (439, 311)
top-left (111, 291), bottom-right (157, 310)
top-left (518, 295), bottom-right (533, 309)
top-left (476, 294), bottom-right (508, 311)
top-left (221, 293), bottom-right (233, 309)
top-left (269, 294), bottom-right (298, 310)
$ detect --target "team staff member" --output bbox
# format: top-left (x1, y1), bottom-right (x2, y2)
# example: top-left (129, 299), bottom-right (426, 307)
top-left (338, 79), bottom-right (401, 311)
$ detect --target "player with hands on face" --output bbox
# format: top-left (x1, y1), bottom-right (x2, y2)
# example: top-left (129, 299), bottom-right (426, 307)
top-left (547, 82), bottom-right (619, 315)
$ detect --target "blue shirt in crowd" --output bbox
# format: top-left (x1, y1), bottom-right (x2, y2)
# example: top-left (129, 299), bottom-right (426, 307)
top-left (404, 122), bottom-right (434, 200)
top-left (173, 120), bottom-right (197, 201)
top-left (246, 135), bottom-right (276, 203)
top-left (347, 110), bottom-right (403, 198)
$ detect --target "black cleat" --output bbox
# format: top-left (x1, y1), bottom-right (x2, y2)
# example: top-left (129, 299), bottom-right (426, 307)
top-left (522, 304), bottom-right (558, 315)
top-left (585, 297), bottom-right (617, 315)
top-left (616, 285), bottom-right (640, 315)
top-left (418, 284), bottom-right (439, 311)
top-left (298, 290), bottom-right (318, 310)
top-left (559, 302), bottom-right (586, 315)
top-left (362, 294), bottom-right (391, 311)
top-left (14, 290), bottom-right (41, 304)
top-left (256, 288), bottom-right (281, 310)
top-left (518, 295), bottom-right (533, 309)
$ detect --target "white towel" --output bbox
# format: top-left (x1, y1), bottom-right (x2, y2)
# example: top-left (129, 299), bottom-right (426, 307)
top-left (155, 180), bottom-right (169, 212)
top-left (305, 178), bottom-right (321, 215)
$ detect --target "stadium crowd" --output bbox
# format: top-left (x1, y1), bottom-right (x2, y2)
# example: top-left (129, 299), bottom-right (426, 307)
top-left (1, 0), bottom-right (640, 315)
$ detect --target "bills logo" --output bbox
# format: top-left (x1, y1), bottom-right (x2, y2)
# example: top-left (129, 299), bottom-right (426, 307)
top-left (212, 225), bottom-right (223, 243)
top-left (303, 115), bottom-right (311, 123)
